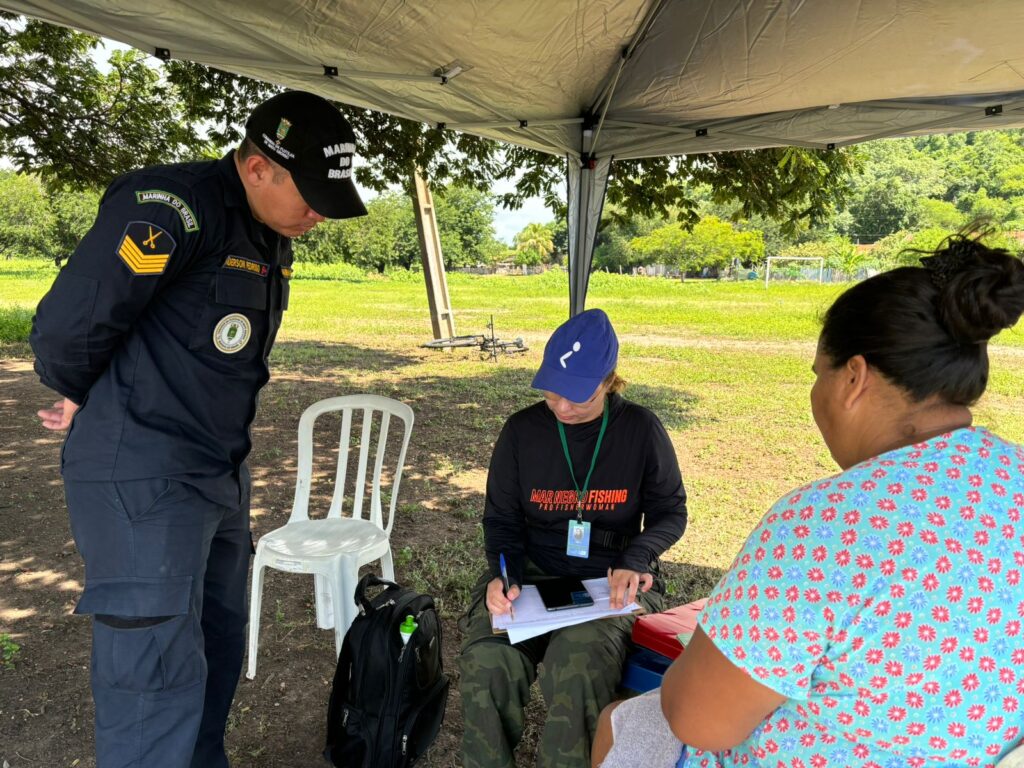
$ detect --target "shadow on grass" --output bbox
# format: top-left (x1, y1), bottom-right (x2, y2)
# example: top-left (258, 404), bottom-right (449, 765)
top-left (269, 338), bottom-right (422, 371)
top-left (0, 340), bottom-right (705, 767)
top-left (261, 340), bottom-right (701, 483)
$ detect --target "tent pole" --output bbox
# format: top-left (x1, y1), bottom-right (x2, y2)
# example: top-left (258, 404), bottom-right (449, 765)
top-left (566, 140), bottom-right (613, 317)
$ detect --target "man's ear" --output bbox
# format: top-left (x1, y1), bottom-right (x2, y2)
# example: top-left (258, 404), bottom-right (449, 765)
top-left (842, 354), bottom-right (870, 411)
top-left (240, 153), bottom-right (272, 186)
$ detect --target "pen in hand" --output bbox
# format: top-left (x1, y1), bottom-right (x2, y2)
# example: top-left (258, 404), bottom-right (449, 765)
top-left (499, 553), bottom-right (515, 620)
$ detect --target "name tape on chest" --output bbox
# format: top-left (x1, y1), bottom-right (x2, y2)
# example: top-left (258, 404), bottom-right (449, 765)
top-left (134, 190), bottom-right (199, 232)
top-left (117, 221), bottom-right (176, 276)
top-left (223, 255), bottom-right (269, 277)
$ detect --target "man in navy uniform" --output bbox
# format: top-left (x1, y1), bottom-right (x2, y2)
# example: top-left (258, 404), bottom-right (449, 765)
top-left (30, 90), bottom-right (366, 767)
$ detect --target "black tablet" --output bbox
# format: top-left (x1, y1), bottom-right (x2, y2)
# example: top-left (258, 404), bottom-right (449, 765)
top-left (535, 577), bottom-right (594, 611)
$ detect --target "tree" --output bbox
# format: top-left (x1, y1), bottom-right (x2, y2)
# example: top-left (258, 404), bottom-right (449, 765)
top-left (548, 218), bottom-right (568, 264)
top-left (915, 198), bottom-right (963, 230)
top-left (960, 187), bottom-right (1012, 224)
top-left (591, 211), bottom-right (659, 272)
top-left (291, 184), bottom-right (504, 268)
top-left (679, 216), bottom-right (763, 273)
top-left (290, 218), bottom-right (349, 265)
top-left (0, 16), bottom-right (224, 189)
top-left (845, 177), bottom-right (920, 240)
top-left (780, 240), bottom-right (831, 261)
top-left (335, 192), bottom-right (419, 272)
top-left (0, 170), bottom-right (52, 258)
top-left (939, 130), bottom-right (1024, 202)
top-left (0, 14), bottom-right (861, 240)
top-left (628, 223), bottom-right (686, 266)
top-left (46, 185), bottom-right (100, 264)
top-left (629, 216), bottom-right (764, 274)
top-left (604, 147), bottom-right (857, 237)
top-left (872, 227), bottom-right (967, 270)
top-left (433, 185), bottom-right (503, 267)
top-left (512, 223), bottom-right (554, 266)
top-left (826, 237), bottom-right (873, 280)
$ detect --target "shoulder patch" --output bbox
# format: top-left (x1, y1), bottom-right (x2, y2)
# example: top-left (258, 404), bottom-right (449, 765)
top-left (117, 221), bottom-right (176, 276)
top-left (135, 189), bottom-right (199, 232)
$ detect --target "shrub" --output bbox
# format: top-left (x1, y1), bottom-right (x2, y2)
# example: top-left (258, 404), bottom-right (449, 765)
top-left (0, 305), bottom-right (32, 343)
top-left (0, 633), bottom-right (20, 669)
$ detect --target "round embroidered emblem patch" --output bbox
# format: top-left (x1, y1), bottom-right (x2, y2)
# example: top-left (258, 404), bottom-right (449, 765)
top-left (212, 313), bottom-right (252, 354)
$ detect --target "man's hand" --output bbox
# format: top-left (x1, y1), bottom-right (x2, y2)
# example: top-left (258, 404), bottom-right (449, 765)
top-left (38, 398), bottom-right (78, 431)
top-left (607, 568), bottom-right (654, 610)
top-left (485, 576), bottom-right (521, 616)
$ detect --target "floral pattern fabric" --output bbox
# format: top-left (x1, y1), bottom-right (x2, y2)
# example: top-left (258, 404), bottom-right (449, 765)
top-left (694, 427), bottom-right (1024, 768)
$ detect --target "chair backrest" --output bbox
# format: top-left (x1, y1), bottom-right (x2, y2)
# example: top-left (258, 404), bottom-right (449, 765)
top-left (288, 395), bottom-right (414, 534)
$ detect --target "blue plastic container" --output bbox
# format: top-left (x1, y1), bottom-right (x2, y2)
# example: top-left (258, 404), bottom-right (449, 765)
top-left (620, 647), bottom-right (673, 693)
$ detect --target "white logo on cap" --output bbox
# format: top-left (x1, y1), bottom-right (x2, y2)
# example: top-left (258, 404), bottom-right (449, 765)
top-left (559, 341), bottom-right (581, 368)
top-left (261, 134), bottom-right (295, 160)
top-left (323, 142), bottom-right (355, 158)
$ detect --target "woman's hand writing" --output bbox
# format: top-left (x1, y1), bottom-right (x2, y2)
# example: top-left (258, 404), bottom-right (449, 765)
top-left (485, 576), bottom-right (520, 616)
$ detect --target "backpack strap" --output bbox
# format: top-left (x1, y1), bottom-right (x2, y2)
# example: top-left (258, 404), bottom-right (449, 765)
top-left (324, 623), bottom-right (356, 759)
top-left (354, 572), bottom-right (399, 616)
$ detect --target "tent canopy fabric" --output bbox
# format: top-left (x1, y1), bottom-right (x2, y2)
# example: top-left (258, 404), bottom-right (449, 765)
top-left (5, 0), bottom-right (1024, 313)
top-left (5, 0), bottom-right (1024, 160)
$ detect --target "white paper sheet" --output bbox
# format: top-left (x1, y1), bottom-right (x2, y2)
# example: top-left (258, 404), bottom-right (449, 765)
top-left (491, 578), bottom-right (641, 643)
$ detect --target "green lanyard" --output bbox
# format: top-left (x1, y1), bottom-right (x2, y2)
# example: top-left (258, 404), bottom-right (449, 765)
top-left (557, 398), bottom-right (609, 522)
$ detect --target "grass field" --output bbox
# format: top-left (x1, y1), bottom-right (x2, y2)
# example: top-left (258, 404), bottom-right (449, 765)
top-left (3, 257), bottom-right (1023, 764)
top-left (4, 256), bottom-right (1023, 580)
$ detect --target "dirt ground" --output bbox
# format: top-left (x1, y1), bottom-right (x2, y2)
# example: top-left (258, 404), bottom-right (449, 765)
top-left (0, 349), bottom-right (720, 768)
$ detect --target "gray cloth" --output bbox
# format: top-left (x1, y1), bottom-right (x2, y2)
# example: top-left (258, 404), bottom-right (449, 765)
top-left (601, 690), bottom-right (683, 768)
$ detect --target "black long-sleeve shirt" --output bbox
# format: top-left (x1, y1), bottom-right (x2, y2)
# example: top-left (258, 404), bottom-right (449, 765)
top-left (483, 393), bottom-right (687, 586)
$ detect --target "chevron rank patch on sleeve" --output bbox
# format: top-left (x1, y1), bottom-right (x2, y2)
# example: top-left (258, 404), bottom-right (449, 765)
top-left (117, 221), bottom-right (176, 275)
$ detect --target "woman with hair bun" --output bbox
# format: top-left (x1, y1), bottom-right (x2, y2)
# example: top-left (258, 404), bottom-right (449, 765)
top-left (593, 232), bottom-right (1024, 768)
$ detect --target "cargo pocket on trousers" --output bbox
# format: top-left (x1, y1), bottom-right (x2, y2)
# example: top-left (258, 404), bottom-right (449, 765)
top-left (79, 575), bottom-right (201, 693)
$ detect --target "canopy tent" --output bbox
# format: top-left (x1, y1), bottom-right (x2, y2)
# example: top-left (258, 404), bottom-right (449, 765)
top-left (5, 0), bottom-right (1024, 312)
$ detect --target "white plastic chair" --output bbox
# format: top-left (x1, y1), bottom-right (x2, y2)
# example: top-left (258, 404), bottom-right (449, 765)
top-left (246, 394), bottom-right (414, 679)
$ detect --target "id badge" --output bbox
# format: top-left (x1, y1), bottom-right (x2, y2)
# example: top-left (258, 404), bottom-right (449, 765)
top-left (566, 520), bottom-right (591, 558)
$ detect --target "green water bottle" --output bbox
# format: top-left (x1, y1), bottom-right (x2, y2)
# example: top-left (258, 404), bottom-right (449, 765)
top-left (399, 614), bottom-right (417, 646)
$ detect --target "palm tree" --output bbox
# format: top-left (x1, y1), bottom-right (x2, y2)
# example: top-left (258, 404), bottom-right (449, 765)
top-left (513, 223), bottom-right (555, 266)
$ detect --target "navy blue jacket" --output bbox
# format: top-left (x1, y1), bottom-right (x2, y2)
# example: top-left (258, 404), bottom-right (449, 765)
top-left (30, 152), bottom-right (292, 506)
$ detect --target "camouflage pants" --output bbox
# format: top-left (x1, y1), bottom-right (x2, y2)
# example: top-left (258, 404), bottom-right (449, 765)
top-left (458, 569), bottom-right (664, 768)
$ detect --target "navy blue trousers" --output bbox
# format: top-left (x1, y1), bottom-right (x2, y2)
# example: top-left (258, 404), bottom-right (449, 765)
top-left (65, 477), bottom-right (250, 768)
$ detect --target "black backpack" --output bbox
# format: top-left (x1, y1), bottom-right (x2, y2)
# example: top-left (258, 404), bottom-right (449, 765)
top-left (324, 574), bottom-right (450, 767)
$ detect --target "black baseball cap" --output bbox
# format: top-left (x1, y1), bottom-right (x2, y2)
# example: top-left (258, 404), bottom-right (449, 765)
top-left (245, 90), bottom-right (367, 219)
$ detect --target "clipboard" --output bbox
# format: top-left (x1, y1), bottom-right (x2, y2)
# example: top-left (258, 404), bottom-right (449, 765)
top-left (490, 577), bottom-right (643, 644)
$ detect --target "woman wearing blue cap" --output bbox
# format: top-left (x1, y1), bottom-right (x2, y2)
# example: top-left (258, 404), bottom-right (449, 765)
top-left (458, 308), bottom-right (689, 768)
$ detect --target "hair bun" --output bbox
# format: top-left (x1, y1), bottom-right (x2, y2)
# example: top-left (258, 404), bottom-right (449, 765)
top-left (936, 239), bottom-right (1024, 344)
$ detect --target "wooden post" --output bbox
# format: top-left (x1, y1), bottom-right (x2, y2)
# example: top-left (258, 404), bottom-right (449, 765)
top-left (411, 169), bottom-right (456, 341)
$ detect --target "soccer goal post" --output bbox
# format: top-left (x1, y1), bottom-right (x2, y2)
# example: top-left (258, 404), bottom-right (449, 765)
top-left (764, 256), bottom-right (825, 287)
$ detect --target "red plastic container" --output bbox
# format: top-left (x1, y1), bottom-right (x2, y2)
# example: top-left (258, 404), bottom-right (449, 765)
top-left (631, 598), bottom-right (707, 660)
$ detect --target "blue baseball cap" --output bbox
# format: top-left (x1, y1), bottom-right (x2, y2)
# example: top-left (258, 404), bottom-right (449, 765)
top-left (531, 308), bottom-right (619, 402)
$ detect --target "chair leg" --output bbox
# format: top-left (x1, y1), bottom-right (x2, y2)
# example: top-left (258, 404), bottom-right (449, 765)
top-left (246, 561), bottom-right (266, 680)
top-left (381, 546), bottom-right (395, 582)
top-left (314, 573), bottom-right (334, 629)
top-left (330, 567), bottom-right (352, 659)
